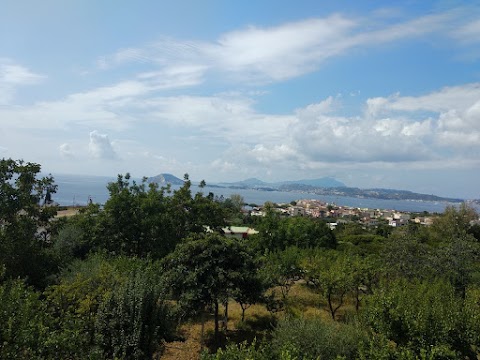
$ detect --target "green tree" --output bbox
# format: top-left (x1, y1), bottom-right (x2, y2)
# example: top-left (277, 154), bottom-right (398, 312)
top-left (0, 280), bottom-right (49, 360)
top-left (232, 269), bottom-right (265, 322)
top-left (429, 203), bottom-right (478, 244)
top-left (93, 173), bottom-right (227, 259)
top-left (162, 233), bottom-right (258, 343)
top-left (283, 217), bottom-right (337, 249)
top-left (303, 250), bottom-right (353, 320)
top-left (468, 223), bottom-right (480, 241)
top-left (361, 279), bottom-right (480, 359)
top-left (0, 158), bottom-right (58, 287)
top-left (250, 203), bottom-right (283, 251)
top-left (261, 247), bottom-right (303, 303)
top-left (380, 235), bottom-right (433, 281)
top-left (253, 212), bottom-right (336, 251)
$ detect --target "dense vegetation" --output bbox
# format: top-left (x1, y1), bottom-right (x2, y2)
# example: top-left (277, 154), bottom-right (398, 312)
top-left (1, 158), bottom-right (479, 359)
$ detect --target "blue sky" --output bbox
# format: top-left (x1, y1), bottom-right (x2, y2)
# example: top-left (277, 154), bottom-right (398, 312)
top-left (1, 0), bottom-right (480, 198)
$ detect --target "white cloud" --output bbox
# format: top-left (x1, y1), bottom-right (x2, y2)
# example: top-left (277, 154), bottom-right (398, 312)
top-left (401, 119), bottom-right (432, 137)
top-left (249, 144), bottom-right (299, 163)
top-left (211, 159), bottom-right (236, 172)
top-left (291, 112), bottom-right (432, 163)
top-left (369, 83), bottom-right (480, 114)
top-left (0, 58), bottom-right (45, 105)
top-left (0, 80), bottom-right (149, 131)
top-left (59, 143), bottom-right (74, 158)
top-left (96, 10), bottom-right (461, 85)
top-left (452, 18), bottom-right (480, 44)
top-left (295, 96), bottom-right (338, 117)
top-left (0, 59), bottom-right (45, 85)
top-left (364, 83), bottom-right (480, 150)
top-left (139, 95), bottom-right (295, 143)
top-left (88, 130), bottom-right (118, 159)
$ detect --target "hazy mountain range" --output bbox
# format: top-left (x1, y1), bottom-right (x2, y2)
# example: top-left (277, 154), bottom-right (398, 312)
top-left (147, 174), bottom-right (463, 203)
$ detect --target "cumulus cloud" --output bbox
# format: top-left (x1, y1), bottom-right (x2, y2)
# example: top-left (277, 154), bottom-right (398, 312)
top-left (223, 82), bottom-right (480, 170)
top-left (290, 113), bottom-right (432, 163)
top-left (249, 144), bottom-right (299, 163)
top-left (363, 83), bottom-right (480, 150)
top-left (88, 131), bottom-right (118, 159)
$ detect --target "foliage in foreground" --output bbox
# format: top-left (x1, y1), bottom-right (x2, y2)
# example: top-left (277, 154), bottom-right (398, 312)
top-left (0, 255), bottom-right (175, 360)
top-left (201, 316), bottom-right (365, 360)
top-left (360, 279), bottom-right (480, 359)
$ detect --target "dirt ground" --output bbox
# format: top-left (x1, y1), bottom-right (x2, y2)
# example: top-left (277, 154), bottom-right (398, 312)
top-left (55, 208), bottom-right (80, 218)
top-left (159, 284), bottom-right (333, 360)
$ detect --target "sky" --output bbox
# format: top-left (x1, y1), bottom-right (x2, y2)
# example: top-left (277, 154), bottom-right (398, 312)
top-left (1, 0), bottom-right (480, 199)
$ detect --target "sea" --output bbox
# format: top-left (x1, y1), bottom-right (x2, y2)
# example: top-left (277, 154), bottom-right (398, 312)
top-left (50, 174), bottom-right (468, 214)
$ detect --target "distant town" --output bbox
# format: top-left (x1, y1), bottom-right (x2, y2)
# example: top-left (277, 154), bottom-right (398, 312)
top-left (246, 198), bottom-right (472, 230)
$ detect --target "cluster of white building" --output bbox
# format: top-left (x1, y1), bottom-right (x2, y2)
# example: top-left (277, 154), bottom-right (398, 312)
top-left (248, 199), bottom-right (435, 228)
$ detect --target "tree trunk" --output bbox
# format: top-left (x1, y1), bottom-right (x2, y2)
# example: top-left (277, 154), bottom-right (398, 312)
top-left (327, 290), bottom-right (345, 321)
top-left (223, 300), bottom-right (228, 331)
top-left (200, 311), bottom-right (205, 349)
top-left (327, 292), bottom-right (336, 320)
top-left (214, 301), bottom-right (219, 344)
top-left (355, 286), bottom-right (360, 312)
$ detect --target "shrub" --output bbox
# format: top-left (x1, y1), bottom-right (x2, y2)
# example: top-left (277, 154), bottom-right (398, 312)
top-left (0, 280), bottom-right (48, 360)
top-left (94, 270), bottom-right (175, 359)
top-left (200, 339), bottom-right (273, 360)
top-left (270, 317), bottom-right (366, 360)
top-left (360, 279), bottom-right (480, 359)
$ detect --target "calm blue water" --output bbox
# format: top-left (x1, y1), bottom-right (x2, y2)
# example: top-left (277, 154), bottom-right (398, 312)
top-left (49, 174), bottom-right (466, 213)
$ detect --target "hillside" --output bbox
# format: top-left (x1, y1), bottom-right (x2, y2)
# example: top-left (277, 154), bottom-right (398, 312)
top-left (147, 173), bottom-right (184, 185)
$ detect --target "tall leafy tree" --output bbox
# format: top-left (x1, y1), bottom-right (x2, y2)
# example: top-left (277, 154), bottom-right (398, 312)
top-left (93, 173), bottom-right (227, 259)
top-left (162, 233), bottom-right (258, 343)
top-left (253, 208), bottom-right (336, 251)
top-left (429, 203), bottom-right (478, 244)
top-left (0, 158), bottom-right (57, 286)
top-left (303, 250), bottom-right (354, 320)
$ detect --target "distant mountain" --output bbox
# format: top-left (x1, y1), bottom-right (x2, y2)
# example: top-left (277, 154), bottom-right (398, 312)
top-left (239, 177), bottom-right (268, 186)
top-left (220, 178), bottom-right (268, 187)
top-left (212, 176), bottom-right (462, 203)
top-left (146, 174), bottom-right (462, 203)
top-left (278, 177), bottom-right (345, 188)
top-left (220, 176), bottom-right (345, 189)
top-left (147, 173), bottom-right (184, 185)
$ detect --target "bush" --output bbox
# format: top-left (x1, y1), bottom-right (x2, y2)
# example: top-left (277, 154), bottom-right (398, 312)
top-left (201, 339), bottom-right (273, 360)
top-left (94, 269), bottom-right (175, 359)
top-left (360, 279), bottom-right (480, 358)
top-left (270, 317), bottom-right (366, 360)
top-left (44, 254), bottom-right (172, 359)
top-left (0, 280), bottom-right (49, 360)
